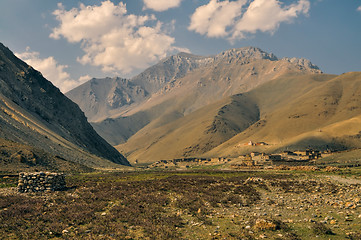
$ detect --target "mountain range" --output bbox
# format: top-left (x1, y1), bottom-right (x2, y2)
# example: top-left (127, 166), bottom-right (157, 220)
top-left (67, 47), bottom-right (321, 123)
top-left (3, 39), bottom-right (360, 168)
top-left (0, 43), bottom-right (130, 172)
top-left (67, 47), bottom-right (361, 164)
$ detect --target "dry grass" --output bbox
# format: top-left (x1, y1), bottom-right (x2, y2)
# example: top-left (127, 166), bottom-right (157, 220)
top-left (0, 170), bottom-right (360, 239)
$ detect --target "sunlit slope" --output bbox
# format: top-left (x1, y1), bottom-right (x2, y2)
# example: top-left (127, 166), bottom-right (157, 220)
top-left (117, 72), bottom-right (361, 163)
top-left (208, 72), bottom-right (361, 157)
top-left (116, 94), bottom-right (259, 163)
top-left (94, 48), bottom-right (321, 147)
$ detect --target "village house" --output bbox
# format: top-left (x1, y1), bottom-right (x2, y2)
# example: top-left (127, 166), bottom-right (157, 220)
top-left (240, 154), bottom-right (254, 166)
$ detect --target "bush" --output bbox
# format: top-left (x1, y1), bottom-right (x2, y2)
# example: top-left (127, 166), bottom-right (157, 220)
top-left (312, 222), bottom-right (334, 235)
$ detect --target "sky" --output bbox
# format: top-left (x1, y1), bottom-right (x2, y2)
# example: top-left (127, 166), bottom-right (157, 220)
top-left (0, 0), bottom-right (361, 93)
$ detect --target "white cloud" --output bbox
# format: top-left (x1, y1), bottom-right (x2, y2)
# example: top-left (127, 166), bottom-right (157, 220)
top-left (232, 0), bottom-right (310, 40)
top-left (357, 6), bottom-right (361, 12)
top-left (50, 1), bottom-right (186, 75)
top-left (16, 47), bottom-right (87, 93)
top-left (143, 0), bottom-right (183, 11)
top-left (189, 0), bottom-right (246, 38)
top-left (77, 75), bottom-right (91, 83)
top-left (189, 0), bottom-right (310, 41)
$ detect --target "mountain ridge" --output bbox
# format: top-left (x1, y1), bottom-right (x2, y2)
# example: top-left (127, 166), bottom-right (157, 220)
top-left (67, 46), bottom-right (321, 122)
top-left (0, 43), bottom-right (130, 170)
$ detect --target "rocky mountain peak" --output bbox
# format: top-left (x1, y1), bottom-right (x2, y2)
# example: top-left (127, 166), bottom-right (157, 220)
top-left (216, 47), bottom-right (278, 62)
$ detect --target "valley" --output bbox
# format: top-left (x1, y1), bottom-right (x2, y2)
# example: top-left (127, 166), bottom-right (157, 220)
top-left (1, 1), bottom-right (361, 240)
top-left (1, 42), bottom-right (361, 240)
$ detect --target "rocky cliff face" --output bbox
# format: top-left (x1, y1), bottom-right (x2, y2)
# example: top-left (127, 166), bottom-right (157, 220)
top-left (0, 43), bottom-right (130, 168)
top-left (131, 52), bottom-right (214, 94)
top-left (66, 77), bottom-right (148, 122)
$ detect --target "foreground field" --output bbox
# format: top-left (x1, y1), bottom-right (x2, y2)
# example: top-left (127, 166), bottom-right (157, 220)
top-left (1, 169), bottom-right (361, 239)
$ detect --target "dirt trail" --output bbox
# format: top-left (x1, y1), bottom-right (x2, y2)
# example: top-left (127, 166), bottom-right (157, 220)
top-left (327, 175), bottom-right (361, 185)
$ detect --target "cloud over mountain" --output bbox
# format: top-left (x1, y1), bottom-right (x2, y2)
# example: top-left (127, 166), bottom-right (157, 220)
top-left (50, 1), bottom-right (187, 75)
top-left (189, 0), bottom-right (310, 41)
top-left (143, 0), bottom-right (183, 12)
top-left (15, 47), bottom-right (87, 93)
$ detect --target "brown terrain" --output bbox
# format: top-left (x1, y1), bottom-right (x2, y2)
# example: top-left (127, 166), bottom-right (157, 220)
top-left (0, 42), bottom-right (130, 172)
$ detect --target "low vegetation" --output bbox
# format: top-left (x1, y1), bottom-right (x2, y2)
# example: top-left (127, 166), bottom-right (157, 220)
top-left (0, 169), bottom-right (361, 239)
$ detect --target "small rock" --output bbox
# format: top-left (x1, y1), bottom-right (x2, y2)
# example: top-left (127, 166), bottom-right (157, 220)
top-left (62, 230), bottom-right (69, 234)
top-left (330, 220), bottom-right (337, 225)
top-left (345, 202), bottom-right (354, 209)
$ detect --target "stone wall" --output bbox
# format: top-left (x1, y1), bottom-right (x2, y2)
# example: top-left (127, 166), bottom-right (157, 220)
top-left (18, 172), bottom-right (66, 193)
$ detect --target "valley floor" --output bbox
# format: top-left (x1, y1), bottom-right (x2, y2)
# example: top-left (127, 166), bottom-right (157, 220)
top-left (1, 169), bottom-right (361, 239)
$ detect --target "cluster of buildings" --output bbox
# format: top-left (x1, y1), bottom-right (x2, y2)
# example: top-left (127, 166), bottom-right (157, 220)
top-left (149, 157), bottom-right (231, 168)
top-left (148, 149), bottom-right (333, 169)
top-left (237, 149), bottom-right (331, 167)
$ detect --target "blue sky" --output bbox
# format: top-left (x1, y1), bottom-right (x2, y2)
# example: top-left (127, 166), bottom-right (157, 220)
top-left (0, 0), bottom-right (360, 92)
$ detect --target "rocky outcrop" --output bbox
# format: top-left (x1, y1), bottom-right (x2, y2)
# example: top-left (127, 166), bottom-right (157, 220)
top-left (66, 77), bottom-right (147, 122)
top-left (282, 57), bottom-right (321, 73)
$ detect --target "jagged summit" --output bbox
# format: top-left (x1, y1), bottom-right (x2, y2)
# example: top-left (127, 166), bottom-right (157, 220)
top-left (216, 47), bottom-right (278, 61)
top-left (68, 46), bottom-right (323, 123)
top-left (172, 51), bottom-right (205, 60)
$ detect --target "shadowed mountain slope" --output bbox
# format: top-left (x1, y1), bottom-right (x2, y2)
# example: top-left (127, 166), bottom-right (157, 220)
top-left (66, 77), bottom-right (148, 122)
top-left (0, 43), bottom-right (130, 169)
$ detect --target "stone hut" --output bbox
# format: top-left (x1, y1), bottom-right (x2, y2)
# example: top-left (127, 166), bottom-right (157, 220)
top-left (18, 172), bottom-right (66, 193)
top-left (242, 154), bottom-right (255, 166)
